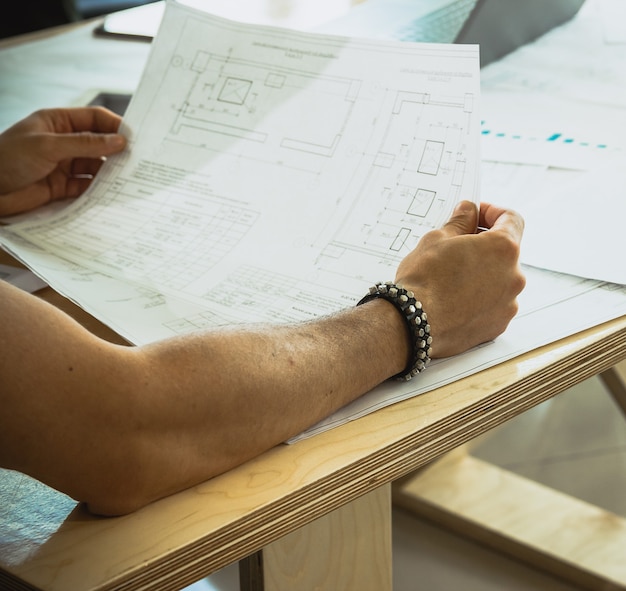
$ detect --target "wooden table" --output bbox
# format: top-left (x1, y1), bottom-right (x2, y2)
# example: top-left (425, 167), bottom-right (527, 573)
top-left (1, 249), bottom-right (625, 591)
top-left (2, 1), bottom-right (626, 588)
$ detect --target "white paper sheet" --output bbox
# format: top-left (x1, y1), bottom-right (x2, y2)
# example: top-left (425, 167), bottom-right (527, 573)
top-left (599, 0), bottom-right (626, 43)
top-left (1, 0), bottom-right (625, 443)
top-left (480, 93), bottom-right (624, 171)
top-left (519, 160), bottom-right (626, 285)
top-left (475, 0), bottom-right (626, 285)
top-left (2, 0), bottom-right (481, 327)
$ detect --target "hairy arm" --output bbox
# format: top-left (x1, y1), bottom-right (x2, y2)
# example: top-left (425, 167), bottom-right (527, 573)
top-left (0, 280), bottom-right (408, 515)
top-left (0, 200), bottom-right (525, 515)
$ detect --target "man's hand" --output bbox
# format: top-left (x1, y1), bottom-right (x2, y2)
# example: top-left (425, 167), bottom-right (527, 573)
top-left (0, 107), bottom-right (127, 216)
top-left (395, 200), bottom-right (526, 358)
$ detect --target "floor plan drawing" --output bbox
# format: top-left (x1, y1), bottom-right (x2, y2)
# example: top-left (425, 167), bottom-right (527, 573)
top-left (315, 88), bottom-right (476, 277)
top-left (159, 23), bottom-right (479, 279)
top-left (4, 0), bottom-right (481, 316)
top-left (168, 49), bottom-right (361, 177)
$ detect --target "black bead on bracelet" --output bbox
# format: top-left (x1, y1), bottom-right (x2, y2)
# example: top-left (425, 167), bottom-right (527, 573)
top-left (357, 282), bottom-right (432, 381)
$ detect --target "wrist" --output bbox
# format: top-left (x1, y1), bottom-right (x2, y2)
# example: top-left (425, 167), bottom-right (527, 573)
top-left (357, 282), bottom-right (432, 381)
top-left (361, 297), bottom-right (411, 377)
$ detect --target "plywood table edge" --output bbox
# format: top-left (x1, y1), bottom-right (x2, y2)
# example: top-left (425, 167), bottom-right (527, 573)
top-left (2, 316), bottom-right (625, 591)
top-left (80, 319), bottom-right (626, 589)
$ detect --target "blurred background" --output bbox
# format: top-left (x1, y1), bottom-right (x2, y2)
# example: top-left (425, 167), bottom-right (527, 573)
top-left (0, 0), bottom-right (158, 39)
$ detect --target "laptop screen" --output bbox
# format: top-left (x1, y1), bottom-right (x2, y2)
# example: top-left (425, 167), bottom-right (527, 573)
top-left (317, 0), bottom-right (586, 68)
top-left (455, 0), bottom-right (586, 66)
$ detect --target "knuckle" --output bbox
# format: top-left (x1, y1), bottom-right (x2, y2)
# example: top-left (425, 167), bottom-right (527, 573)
top-left (420, 228), bottom-right (445, 246)
top-left (512, 270), bottom-right (526, 295)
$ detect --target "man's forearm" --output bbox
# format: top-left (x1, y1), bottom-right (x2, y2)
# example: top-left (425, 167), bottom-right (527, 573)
top-left (1, 199), bottom-right (526, 515)
top-left (0, 279), bottom-right (409, 515)
top-left (111, 298), bottom-right (409, 514)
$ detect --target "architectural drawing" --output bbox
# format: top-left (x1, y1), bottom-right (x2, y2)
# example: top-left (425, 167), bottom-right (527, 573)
top-left (167, 49), bottom-right (359, 174)
top-left (7, 1), bottom-right (481, 315)
top-left (138, 20), bottom-right (479, 282)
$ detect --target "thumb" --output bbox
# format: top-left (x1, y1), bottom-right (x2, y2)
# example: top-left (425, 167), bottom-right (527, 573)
top-left (441, 200), bottom-right (478, 237)
top-left (51, 132), bottom-right (127, 160)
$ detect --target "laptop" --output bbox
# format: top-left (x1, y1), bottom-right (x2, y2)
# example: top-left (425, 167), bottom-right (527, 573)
top-left (315, 0), bottom-right (586, 67)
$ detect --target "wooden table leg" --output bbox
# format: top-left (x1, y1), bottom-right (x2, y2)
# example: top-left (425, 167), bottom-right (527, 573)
top-left (240, 483), bottom-right (392, 591)
top-left (393, 451), bottom-right (626, 590)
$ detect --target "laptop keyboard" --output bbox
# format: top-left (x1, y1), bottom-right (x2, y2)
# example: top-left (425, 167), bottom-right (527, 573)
top-left (396, 0), bottom-right (478, 43)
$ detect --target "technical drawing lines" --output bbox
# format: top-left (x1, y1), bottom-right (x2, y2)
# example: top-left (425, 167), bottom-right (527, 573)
top-left (163, 308), bottom-right (231, 334)
top-left (22, 182), bottom-right (261, 294)
top-left (168, 49), bottom-right (361, 170)
top-left (218, 77), bottom-right (252, 105)
top-left (408, 188), bottom-right (437, 217)
top-left (418, 141), bottom-right (444, 175)
top-left (196, 265), bottom-right (349, 324)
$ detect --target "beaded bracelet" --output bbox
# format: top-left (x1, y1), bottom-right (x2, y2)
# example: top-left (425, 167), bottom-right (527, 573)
top-left (357, 281), bottom-right (432, 381)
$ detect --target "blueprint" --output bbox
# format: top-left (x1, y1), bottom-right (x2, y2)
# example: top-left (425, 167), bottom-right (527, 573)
top-left (3, 0), bottom-right (480, 329)
top-left (1, 0), bottom-right (625, 442)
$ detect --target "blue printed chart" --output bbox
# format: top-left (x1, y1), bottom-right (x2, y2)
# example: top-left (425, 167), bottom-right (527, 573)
top-left (480, 122), bottom-right (619, 170)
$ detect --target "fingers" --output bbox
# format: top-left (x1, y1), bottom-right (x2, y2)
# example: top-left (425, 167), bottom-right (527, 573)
top-left (479, 202), bottom-right (524, 244)
top-left (71, 156), bottom-right (107, 177)
top-left (394, 200), bottom-right (526, 358)
top-left (31, 107), bottom-right (127, 162)
top-left (438, 201), bottom-right (524, 244)
top-left (49, 131), bottom-right (127, 162)
top-left (65, 176), bottom-right (96, 200)
top-left (0, 108), bottom-right (127, 214)
top-left (440, 200), bottom-right (479, 237)
top-left (416, 200), bottom-right (478, 249)
top-left (0, 185), bottom-right (54, 217)
top-left (40, 106), bottom-right (124, 134)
